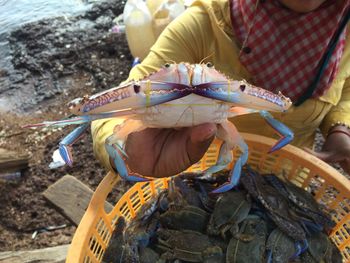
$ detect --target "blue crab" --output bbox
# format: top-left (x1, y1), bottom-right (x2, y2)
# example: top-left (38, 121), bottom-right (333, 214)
top-left (265, 228), bottom-right (298, 263)
top-left (226, 214), bottom-right (268, 263)
top-left (158, 178), bottom-right (210, 233)
top-left (264, 173), bottom-right (335, 232)
top-left (240, 167), bottom-right (308, 258)
top-left (207, 189), bottom-right (252, 239)
top-left (156, 228), bottom-right (223, 262)
top-left (24, 62), bottom-right (293, 193)
top-left (102, 216), bottom-right (127, 262)
top-left (302, 232), bottom-right (342, 263)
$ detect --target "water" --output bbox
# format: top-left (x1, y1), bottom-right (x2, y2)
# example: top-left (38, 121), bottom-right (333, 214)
top-left (0, 0), bottom-right (92, 69)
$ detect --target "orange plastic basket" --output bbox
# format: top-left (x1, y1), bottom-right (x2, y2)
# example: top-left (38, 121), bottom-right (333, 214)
top-left (66, 133), bottom-right (350, 263)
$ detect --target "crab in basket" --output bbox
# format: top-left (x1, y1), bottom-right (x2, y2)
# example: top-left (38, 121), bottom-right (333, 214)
top-left (24, 62), bottom-right (293, 193)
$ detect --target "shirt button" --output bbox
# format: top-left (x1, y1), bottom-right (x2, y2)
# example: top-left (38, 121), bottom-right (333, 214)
top-left (242, 46), bottom-right (252, 54)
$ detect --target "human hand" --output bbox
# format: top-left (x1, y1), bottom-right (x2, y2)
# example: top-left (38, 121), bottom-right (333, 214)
top-left (122, 123), bottom-right (217, 178)
top-left (304, 127), bottom-right (350, 175)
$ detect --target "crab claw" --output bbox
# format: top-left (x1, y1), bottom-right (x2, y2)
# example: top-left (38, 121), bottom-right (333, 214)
top-left (58, 145), bottom-right (74, 167)
top-left (291, 239), bottom-right (309, 260)
top-left (266, 239), bottom-right (308, 263)
top-left (210, 151), bottom-right (247, 194)
top-left (106, 143), bottom-right (150, 182)
top-left (54, 123), bottom-right (90, 167)
top-left (209, 121), bottom-right (249, 194)
top-left (131, 57), bottom-right (141, 67)
top-left (105, 132), bottom-right (150, 182)
top-left (259, 110), bottom-right (294, 153)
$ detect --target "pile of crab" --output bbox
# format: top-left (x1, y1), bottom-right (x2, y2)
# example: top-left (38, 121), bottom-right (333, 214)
top-left (102, 166), bottom-right (342, 263)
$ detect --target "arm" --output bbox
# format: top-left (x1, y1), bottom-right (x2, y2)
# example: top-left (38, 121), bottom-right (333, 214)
top-left (307, 77), bottom-right (350, 175)
top-left (320, 77), bottom-right (350, 135)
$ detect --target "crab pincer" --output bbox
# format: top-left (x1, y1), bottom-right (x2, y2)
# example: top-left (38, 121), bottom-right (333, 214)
top-left (259, 110), bottom-right (294, 153)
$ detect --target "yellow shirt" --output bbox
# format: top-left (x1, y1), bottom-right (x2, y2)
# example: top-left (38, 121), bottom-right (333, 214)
top-left (92, 0), bottom-right (350, 171)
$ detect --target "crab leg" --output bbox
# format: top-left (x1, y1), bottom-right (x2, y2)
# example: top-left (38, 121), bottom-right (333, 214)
top-left (24, 110), bottom-right (137, 168)
top-left (259, 110), bottom-right (294, 153)
top-left (31, 110), bottom-right (140, 168)
top-left (201, 123), bottom-right (234, 177)
top-left (105, 119), bottom-right (150, 182)
top-left (22, 109), bottom-right (137, 129)
top-left (202, 120), bottom-right (249, 194)
top-left (226, 108), bottom-right (294, 152)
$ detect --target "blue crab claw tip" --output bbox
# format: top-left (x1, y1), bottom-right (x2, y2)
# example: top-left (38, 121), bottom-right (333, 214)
top-left (268, 146), bottom-right (281, 154)
top-left (211, 182), bottom-right (235, 194)
top-left (125, 175), bottom-right (151, 182)
top-left (268, 136), bottom-right (293, 153)
top-left (291, 240), bottom-right (308, 259)
top-left (301, 239), bottom-right (309, 253)
top-left (58, 146), bottom-right (73, 167)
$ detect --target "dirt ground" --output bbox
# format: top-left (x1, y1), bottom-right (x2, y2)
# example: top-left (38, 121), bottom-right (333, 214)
top-left (0, 79), bottom-right (131, 251)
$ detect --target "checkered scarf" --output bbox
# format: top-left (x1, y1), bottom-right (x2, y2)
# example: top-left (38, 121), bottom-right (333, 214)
top-left (230, 0), bottom-right (349, 103)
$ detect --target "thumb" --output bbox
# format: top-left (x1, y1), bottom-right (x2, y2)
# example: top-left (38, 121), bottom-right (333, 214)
top-left (186, 123), bottom-right (217, 164)
top-left (303, 147), bottom-right (335, 163)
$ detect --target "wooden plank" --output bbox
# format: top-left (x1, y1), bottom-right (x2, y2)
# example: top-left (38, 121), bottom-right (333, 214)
top-left (0, 148), bottom-right (29, 171)
top-left (43, 175), bottom-right (113, 226)
top-left (0, 244), bottom-right (69, 263)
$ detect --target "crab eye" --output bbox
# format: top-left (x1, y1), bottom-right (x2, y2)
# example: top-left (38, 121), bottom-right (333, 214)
top-left (133, 84), bottom-right (141, 93)
top-left (164, 63), bottom-right (171, 68)
top-left (206, 62), bottom-right (213, 68)
top-left (239, 84), bottom-right (246, 92)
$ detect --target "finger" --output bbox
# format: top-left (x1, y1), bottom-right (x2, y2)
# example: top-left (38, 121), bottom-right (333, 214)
top-left (303, 147), bottom-right (335, 163)
top-left (340, 160), bottom-right (350, 175)
top-left (186, 123), bottom-right (217, 164)
top-left (125, 128), bottom-right (165, 175)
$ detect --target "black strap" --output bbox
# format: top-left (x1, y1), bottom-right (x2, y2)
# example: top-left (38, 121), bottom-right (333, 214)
top-left (294, 8), bottom-right (350, 106)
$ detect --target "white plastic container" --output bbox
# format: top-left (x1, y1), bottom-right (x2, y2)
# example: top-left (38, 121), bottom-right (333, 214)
top-left (146, 0), bottom-right (164, 16)
top-left (152, 0), bottom-right (185, 38)
top-left (123, 0), bottom-right (156, 60)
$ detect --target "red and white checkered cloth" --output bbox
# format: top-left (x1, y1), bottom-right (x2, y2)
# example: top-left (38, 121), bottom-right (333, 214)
top-left (230, 0), bottom-right (349, 103)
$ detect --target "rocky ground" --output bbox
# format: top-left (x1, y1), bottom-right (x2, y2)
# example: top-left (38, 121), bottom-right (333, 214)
top-left (0, 0), bottom-right (134, 251)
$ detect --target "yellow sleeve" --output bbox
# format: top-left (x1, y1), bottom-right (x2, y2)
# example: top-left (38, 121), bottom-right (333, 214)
top-left (91, 4), bottom-right (212, 170)
top-left (320, 76), bottom-right (350, 136)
